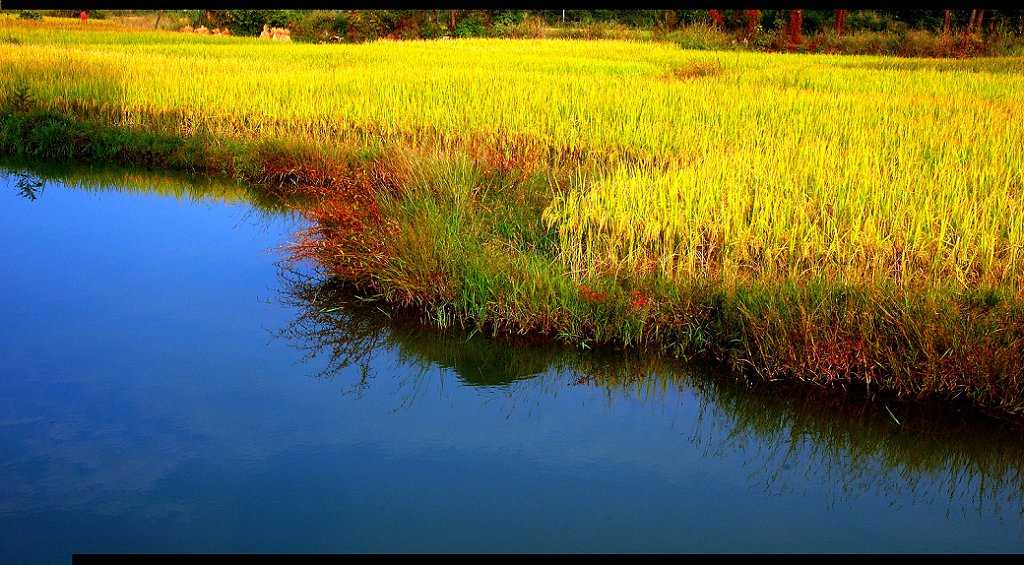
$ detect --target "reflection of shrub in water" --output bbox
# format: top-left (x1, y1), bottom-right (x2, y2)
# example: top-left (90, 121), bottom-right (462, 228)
top-left (0, 160), bottom-right (295, 216)
top-left (276, 269), bottom-right (1024, 520)
top-left (276, 268), bottom-right (595, 387)
top-left (1, 169), bottom-right (45, 201)
top-left (717, 378), bottom-right (1024, 514)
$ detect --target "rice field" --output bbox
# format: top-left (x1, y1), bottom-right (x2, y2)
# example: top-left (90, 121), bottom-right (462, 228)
top-left (3, 16), bottom-right (1024, 419)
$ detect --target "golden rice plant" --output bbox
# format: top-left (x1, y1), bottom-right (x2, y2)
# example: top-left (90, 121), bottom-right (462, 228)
top-left (2, 17), bottom-right (1022, 296)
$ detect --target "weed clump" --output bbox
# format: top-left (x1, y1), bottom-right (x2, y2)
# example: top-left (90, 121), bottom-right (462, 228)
top-left (666, 59), bottom-right (725, 80)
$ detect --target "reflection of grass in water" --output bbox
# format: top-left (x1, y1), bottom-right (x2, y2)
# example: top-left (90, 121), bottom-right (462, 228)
top-left (3, 168), bottom-right (44, 200)
top-left (0, 156), bottom-right (302, 215)
top-left (276, 269), bottom-right (569, 388)
top-left (713, 377), bottom-right (1024, 516)
top-left (276, 270), bottom-right (1024, 522)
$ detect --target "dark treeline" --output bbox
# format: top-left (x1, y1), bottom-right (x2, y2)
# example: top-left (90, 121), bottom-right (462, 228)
top-left (31, 9), bottom-right (1024, 39)
top-left (191, 9), bottom-right (1024, 39)
top-left (525, 9), bottom-right (1022, 35)
top-left (19, 9), bottom-right (1024, 56)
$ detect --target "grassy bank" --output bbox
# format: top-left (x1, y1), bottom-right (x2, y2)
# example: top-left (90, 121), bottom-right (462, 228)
top-left (2, 17), bottom-right (1023, 422)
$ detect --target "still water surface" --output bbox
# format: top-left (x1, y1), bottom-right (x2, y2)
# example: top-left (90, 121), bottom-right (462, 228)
top-left (1, 165), bottom-right (1023, 558)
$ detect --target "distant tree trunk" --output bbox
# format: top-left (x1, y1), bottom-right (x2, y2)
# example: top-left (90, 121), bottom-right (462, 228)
top-left (743, 10), bottom-right (761, 38)
top-left (977, 9), bottom-right (986, 34)
top-left (967, 9), bottom-right (977, 35)
top-left (834, 9), bottom-right (847, 35)
top-left (789, 10), bottom-right (803, 44)
top-left (153, 10), bottom-right (163, 30)
top-left (943, 10), bottom-right (951, 35)
top-left (709, 10), bottom-right (725, 30)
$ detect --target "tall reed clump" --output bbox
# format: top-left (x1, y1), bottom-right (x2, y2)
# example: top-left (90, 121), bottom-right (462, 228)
top-left (2, 18), bottom-right (1023, 421)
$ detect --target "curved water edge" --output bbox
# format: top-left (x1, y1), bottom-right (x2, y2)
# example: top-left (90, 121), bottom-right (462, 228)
top-left (9, 162), bottom-right (1024, 512)
top-left (276, 272), bottom-right (1024, 522)
top-left (4, 107), bottom-right (1024, 422)
top-left (0, 156), bottom-right (300, 215)
top-left (3, 165), bottom-right (1024, 555)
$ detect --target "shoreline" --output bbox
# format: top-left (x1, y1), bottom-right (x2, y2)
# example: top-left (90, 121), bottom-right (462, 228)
top-left (3, 108), bottom-right (1022, 425)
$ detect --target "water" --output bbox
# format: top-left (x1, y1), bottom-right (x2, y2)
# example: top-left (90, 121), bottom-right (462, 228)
top-left (1, 164), bottom-right (1023, 559)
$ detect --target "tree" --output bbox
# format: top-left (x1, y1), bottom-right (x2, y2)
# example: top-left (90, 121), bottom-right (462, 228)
top-left (743, 9), bottom-right (761, 38)
top-left (834, 9), bottom-right (847, 35)
top-left (789, 10), bottom-right (803, 44)
top-left (709, 10), bottom-right (725, 30)
top-left (966, 9), bottom-right (985, 35)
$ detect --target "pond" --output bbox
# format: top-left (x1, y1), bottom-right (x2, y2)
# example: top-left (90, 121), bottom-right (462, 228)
top-left (1, 163), bottom-right (1023, 558)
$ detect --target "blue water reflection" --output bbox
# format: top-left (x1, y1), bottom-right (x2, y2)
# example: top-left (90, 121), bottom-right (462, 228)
top-left (1, 166), bottom-right (1023, 560)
